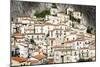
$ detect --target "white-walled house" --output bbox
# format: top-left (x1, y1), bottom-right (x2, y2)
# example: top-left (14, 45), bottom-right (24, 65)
top-left (73, 11), bottom-right (82, 19)
top-left (50, 8), bottom-right (58, 15)
top-left (46, 15), bottom-right (60, 24)
top-left (77, 24), bottom-right (87, 34)
top-left (57, 13), bottom-right (66, 22)
top-left (89, 43), bottom-right (95, 60)
top-left (71, 50), bottom-right (80, 62)
top-left (14, 32), bottom-right (25, 42)
top-left (44, 23), bottom-right (54, 32)
top-left (33, 33), bottom-right (45, 44)
top-left (64, 15), bottom-right (70, 22)
top-left (11, 5), bottom-right (96, 64)
top-left (79, 48), bottom-right (89, 59)
top-left (34, 24), bottom-right (44, 33)
top-left (66, 7), bottom-right (74, 15)
top-left (24, 25), bottom-right (34, 34)
top-left (54, 51), bottom-right (62, 63)
top-left (64, 33), bottom-right (77, 41)
top-left (65, 20), bottom-right (73, 27)
top-left (11, 23), bottom-right (16, 35)
top-left (17, 16), bottom-right (31, 24)
top-left (53, 28), bottom-right (64, 38)
top-left (52, 45), bottom-right (79, 63)
top-left (17, 43), bottom-right (28, 58)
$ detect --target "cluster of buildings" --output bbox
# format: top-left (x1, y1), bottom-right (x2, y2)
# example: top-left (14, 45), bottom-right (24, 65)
top-left (11, 5), bottom-right (96, 66)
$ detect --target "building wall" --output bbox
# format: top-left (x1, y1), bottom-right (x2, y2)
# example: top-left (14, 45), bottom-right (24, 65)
top-left (54, 51), bottom-right (62, 63)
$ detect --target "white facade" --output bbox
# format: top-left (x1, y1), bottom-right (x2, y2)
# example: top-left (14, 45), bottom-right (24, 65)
top-left (50, 8), bottom-right (58, 15)
top-left (73, 11), bottom-right (81, 19)
top-left (54, 51), bottom-right (62, 63)
top-left (79, 48), bottom-right (89, 59)
top-left (66, 7), bottom-right (74, 15)
top-left (16, 43), bottom-right (28, 58)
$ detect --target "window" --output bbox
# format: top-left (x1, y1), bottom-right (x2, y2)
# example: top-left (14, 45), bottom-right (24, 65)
top-left (56, 53), bottom-right (59, 56)
top-left (67, 57), bottom-right (69, 60)
top-left (82, 50), bottom-right (84, 57)
top-left (67, 38), bottom-right (69, 41)
top-left (74, 52), bottom-right (77, 56)
top-left (37, 29), bottom-right (38, 33)
top-left (56, 31), bottom-right (58, 37)
top-left (37, 36), bottom-right (39, 40)
top-left (53, 10), bottom-right (56, 13)
top-left (73, 37), bottom-right (75, 40)
top-left (77, 13), bottom-right (79, 16)
top-left (51, 31), bottom-right (53, 37)
top-left (42, 36), bottom-right (44, 38)
top-left (64, 33), bottom-right (66, 35)
top-left (51, 40), bottom-right (53, 45)
top-left (53, 20), bottom-right (55, 23)
top-left (87, 50), bottom-right (89, 57)
top-left (77, 42), bottom-right (79, 46)
top-left (60, 31), bottom-right (62, 36)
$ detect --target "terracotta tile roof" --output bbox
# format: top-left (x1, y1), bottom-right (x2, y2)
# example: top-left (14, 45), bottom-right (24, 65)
top-left (34, 52), bottom-right (45, 60)
top-left (11, 60), bottom-right (20, 66)
top-left (15, 37), bottom-right (24, 39)
top-left (14, 33), bottom-right (24, 36)
top-left (28, 60), bottom-right (39, 64)
top-left (18, 16), bottom-right (31, 20)
top-left (48, 59), bottom-right (54, 64)
top-left (14, 33), bottom-right (24, 39)
top-left (11, 57), bottom-right (27, 63)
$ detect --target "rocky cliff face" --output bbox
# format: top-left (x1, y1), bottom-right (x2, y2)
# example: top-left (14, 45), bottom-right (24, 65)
top-left (11, 0), bottom-right (96, 30)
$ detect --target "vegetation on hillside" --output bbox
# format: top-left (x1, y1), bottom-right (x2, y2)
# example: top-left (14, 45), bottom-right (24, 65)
top-left (34, 10), bottom-right (50, 18)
